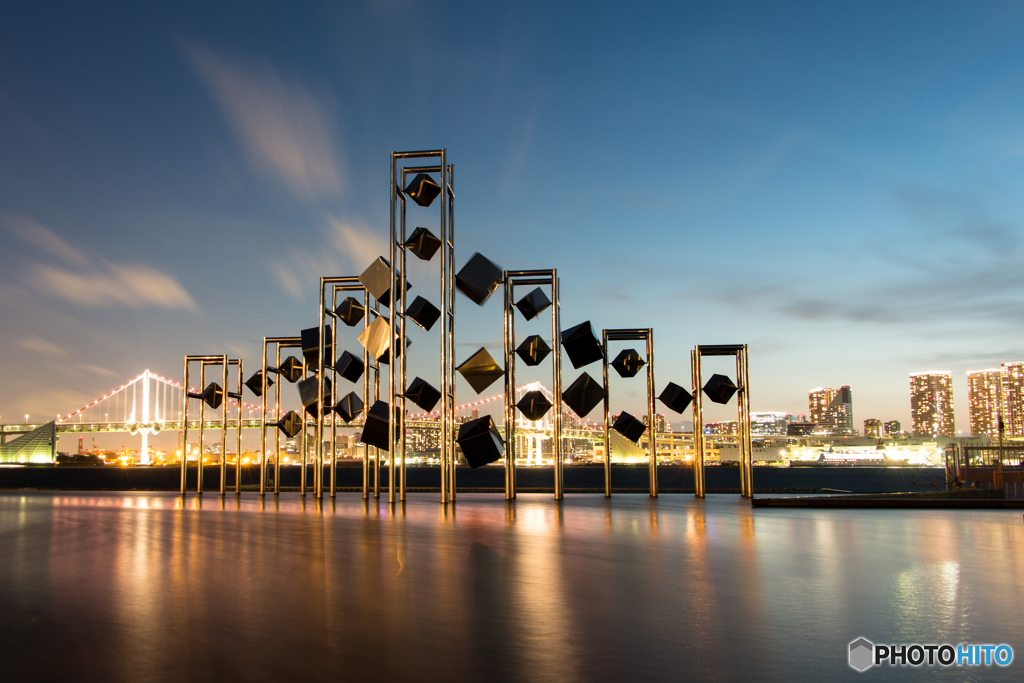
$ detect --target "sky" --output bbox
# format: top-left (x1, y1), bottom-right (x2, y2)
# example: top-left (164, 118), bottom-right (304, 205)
top-left (4, 0), bottom-right (1024, 439)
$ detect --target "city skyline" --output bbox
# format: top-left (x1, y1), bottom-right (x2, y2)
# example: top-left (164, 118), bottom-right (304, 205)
top-left (5, 3), bottom-right (1024, 430)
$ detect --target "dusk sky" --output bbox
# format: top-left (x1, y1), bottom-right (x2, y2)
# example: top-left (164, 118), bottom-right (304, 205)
top-left (4, 1), bottom-right (1024, 434)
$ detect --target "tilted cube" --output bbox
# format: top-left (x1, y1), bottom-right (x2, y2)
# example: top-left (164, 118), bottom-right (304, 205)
top-left (404, 173), bottom-right (441, 207)
top-left (244, 371), bottom-right (273, 397)
top-left (334, 297), bottom-right (365, 327)
top-left (457, 415), bottom-right (504, 468)
top-left (404, 227), bottom-right (442, 261)
top-left (332, 391), bottom-right (364, 423)
top-left (276, 411), bottom-right (303, 439)
top-left (191, 382), bottom-right (223, 410)
top-left (658, 382), bottom-right (693, 414)
top-left (301, 325), bottom-right (333, 372)
top-left (515, 287), bottom-right (551, 321)
top-left (405, 377), bottom-right (441, 413)
top-left (613, 411), bottom-right (647, 444)
top-left (358, 256), bottom-right (411, 308)
top-left (457, 347), bottom-right (504, 394)
top-left (298, 376), bottom-right (331, 417)
top-left (334, 350), bottom-right (365, 383)
top-left (378, 337), bottom-right (411, 365)
top-left (356, 315), bottom-right (395, 362)
top-left (516, 335), bottom-right (551, 367)
top-left (406, 296), bottom-right (440, 332)
top-left (276, 356), bottom-right (304, 383)
top-left (455, 252), bottom-right (503, 306)
top-left (611, 349), bottom-right (646, 378)
top-left (516, 390), bottom-right (552, 421)
top-left (561, 321), bottom-right (604, 369)
top-left (561, 372), bottom-right (605, 418)
top-left (360, 400), bottom-right (391, 451)
top-left (703, 374), bottom-right (738, 405)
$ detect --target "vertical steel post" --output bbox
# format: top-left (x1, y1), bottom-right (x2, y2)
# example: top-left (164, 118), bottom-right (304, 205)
top-left (692, 348), bottom-right (705, 498)
top-left (180, 357), bottom-right (189, 496)
top-left (197, 362), bottom-right (205, 495)
top-left (602, 330), bottom-right (611, 497)
top-left (647, 331), bottom-right (657, 498)
top-left (260, 342), bottom-right (268, 496)
top-left (235, 359), bottom-right (243, 495)
top-left (552, 275), bottom-right (562, 500)
top-left (274, 345), bottom-right (282, 495)
top-left (220, 357), bottom-right (228, 496)
top-left (503, 273), bottom-right (515, 499)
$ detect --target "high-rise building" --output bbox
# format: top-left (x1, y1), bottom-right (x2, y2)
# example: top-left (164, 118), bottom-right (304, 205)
top-left (750, 412), bottom-right (789, 436)
top-left (1000, 362), bottom-right (1024, 438)
top-left (884, 420), bottom-right (901, 437)
top-left (909, 372), bottom-right (955, 437)
top-left (967, 368), bottom-right (1001, 437)
top-left (807, 386), bottom-right (854, 436)
top-left (863, 419), bottom-right (882, 439)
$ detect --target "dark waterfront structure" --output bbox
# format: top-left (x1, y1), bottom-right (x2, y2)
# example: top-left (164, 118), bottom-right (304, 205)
top-left (1, 491), bottom-right (1021, 682)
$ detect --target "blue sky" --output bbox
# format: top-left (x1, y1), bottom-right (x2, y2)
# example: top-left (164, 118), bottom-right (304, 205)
top-left (4, 0), bottom-right (1024, 434)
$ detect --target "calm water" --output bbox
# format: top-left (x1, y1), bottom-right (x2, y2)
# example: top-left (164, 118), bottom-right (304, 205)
top-left (0, 492), bottom-right (1021, 682)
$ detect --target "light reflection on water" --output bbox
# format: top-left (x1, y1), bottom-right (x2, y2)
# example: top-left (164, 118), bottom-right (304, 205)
top-left (0, 492), bottom-right (1021, 682)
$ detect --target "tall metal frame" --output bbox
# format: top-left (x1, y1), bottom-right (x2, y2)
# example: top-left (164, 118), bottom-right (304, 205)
top-left (315, 276), bottom-right (375, 499)
top-left (180, 354), bottom-right (229, 496)
top-left (389, 149), bottom-right (455, 504)
top-left (227, 358), bottom-right (243, 495)
top-left (601, 329), bottom-right (657, 498)
top-left (503, 269), bottom-right (563, 499)
top-left (259, 336), bottom-right (301, 496)
top-left (690, 344), bottom-right (752, 498)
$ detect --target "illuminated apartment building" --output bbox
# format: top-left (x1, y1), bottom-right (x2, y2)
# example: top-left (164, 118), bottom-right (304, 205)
top-left (909, 372), bottom-right (955, 437)
top-left (750, 412), bottom-right (789, 436)
top-left (884, 420), bottom-right (901, 436)
top-left (807, 386), bottom-right (854, 436)
top-left (1000, 362), bottom-right (1024, 438)
top-left (966, 368), bottom-right (1001, 437)
top-left (863, 418), bottom-right (882, 439)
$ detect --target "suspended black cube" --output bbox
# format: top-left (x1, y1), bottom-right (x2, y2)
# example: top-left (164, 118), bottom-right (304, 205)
top-left (611, 349), bottom-right (646, 378)
top-left (334, 350), bottom-right (365, 383)
top-left (276, 411), bottom-right (303, 439)
top-left (562, 372), bottom-right (605, 418)
top-left (245, 371), bottom-right (273, 397)
top-left (703, 374), bottom-right (738, 405)
top-left (335, 297), bottom-right (365, 327)
top-left (405, 377), bottom-right (441, 413)
top-left (301, 325), bottom-right (333, 371)
top-left (455, 252), bottom-right (503, 306)
top-left (562, 321), bottom-right (604, 369)
top-left (360, 400), bottom-right (391, 451)
top-left (277, 356), bottom-right (304, 383)
top-left (516, 390), bottom-right (552, 421)
top-left (404, 227), bottom-right (442, 261)
top-left (406, 296), bottom-right (441, 332)
top-left (379, 337), bottom-right (410, 365)
top-left (358, 256), bottom-right (410, 308)
top-left (188, 382), bottom-right (224, 410)
top-left (457, 415), bottom-right (505, 468)
top-left (613, 411), bottom-right (647, 444)
top-left (457, 347), bottom-right (504, 394)
top-left (404, 173), bottom-right (441, 208)
top-left (298, 376), bottom-right (331, 417)
top-left (516, 335), bottom-right (551, 367)
top-left (332, 392), bottom-right (364, 423)
top-left (658, 382), bottom-right (693, 414)
top-left (515, 287), bottom-right (551, 321)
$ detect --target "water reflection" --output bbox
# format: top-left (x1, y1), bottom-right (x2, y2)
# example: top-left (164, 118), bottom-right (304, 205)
top-left (0, 492), bottom-right (1022, 681)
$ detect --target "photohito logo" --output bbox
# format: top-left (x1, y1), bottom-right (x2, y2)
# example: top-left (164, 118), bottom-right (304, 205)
top-left (849, 638), bottom-right (1013, 671)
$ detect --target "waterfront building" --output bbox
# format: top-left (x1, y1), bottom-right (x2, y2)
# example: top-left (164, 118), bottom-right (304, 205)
top-left (642, 414), bottom-right (668, 432)
top-left (807, 386), bottom-right (854, 436)
top-left (750, 412), bottom-right (789, 436)
top-left (967, 368), bottom-right (1001, 437)
top-left (1000, 362), bottom-right (1024, 438)
top-left (884, 420), bottom-right (901, 436)
top-left (863, 418), bottom-right (882, 439)
top-left (704, 421), bottom-right (739, 436)
top-left (909, 371), bottom-right (955, 437)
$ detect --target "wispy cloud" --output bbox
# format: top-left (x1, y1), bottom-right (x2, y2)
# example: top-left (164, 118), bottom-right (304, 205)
top-left (184, 41), bottom-right (344, 199)
top-left (17, 335), bottom-right (69, 357)
top-left (328, 217), bottom-right (387, 270)
top-left (6, 217), bottom-right (197, 310)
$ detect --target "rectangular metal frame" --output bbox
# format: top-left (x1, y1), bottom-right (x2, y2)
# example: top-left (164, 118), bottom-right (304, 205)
top-left (180, 354), bottom-right (229, 496)
top-left (390, 149), bottom-right (456, 504)
top-left (602, 329), bottom-right (657, 497)
top-left (690, 344), bottom-right (752, 498)
top-left (315, 277), bottom-right (376, 499)
top-left (259, 337), bottom-right (301, 496)
top-left (503, 269), bottom-right (563, 499)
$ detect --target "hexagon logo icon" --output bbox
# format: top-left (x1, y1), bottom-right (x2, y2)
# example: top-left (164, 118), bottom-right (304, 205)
top-left (849, 637), bottom-right (874, 672)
